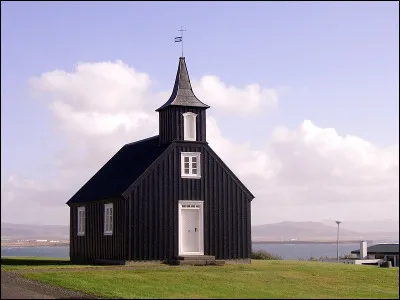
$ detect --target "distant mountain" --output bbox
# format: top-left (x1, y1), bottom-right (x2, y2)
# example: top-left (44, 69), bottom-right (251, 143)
top-left (1, 223), bottom-right (69, 240)
top-left (251, 221), bottom-right (399, 242)
top-left (321, 219), bottom-right (399, 233)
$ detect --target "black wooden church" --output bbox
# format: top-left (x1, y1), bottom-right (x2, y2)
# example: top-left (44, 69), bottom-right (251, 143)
top-left (66, 57), bottom-right (255, 264)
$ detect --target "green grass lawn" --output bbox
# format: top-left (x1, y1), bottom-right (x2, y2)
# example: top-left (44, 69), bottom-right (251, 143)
top-left (2, 258), bottom-right (399, 299)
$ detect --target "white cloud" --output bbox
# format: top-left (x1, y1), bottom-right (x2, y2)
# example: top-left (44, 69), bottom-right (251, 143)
top-left (207, 116), bottom-right (280, 181)
top-left (206, 118), bottom-right (399, 223)
top-left (30, 61), bottom-right (151, 112)
top-left (193, 75), bottom-right (278, 115)
top-left (1, 60), bottom-right (398, 227)
top-left (269, 120), bottom-right (399, 189)
top-left (1, 175), bottom-right (70, 225)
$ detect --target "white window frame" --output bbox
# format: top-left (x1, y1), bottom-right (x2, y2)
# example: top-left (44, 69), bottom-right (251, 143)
top-left (104, 203), bottom-right (113, 235)
top-left (182, 112), bottom-right (197, 141)
top-left (181, 152), bottom-right (201, 179)
top-left (77, 206), bottom-right (85, 236)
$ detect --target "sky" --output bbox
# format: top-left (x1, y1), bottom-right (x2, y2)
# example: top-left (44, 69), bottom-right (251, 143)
top-left (1, 1), bottom-right (399, 228)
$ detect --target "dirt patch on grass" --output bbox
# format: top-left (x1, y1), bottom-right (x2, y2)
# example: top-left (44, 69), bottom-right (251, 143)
top-left (1, 270), bottom-right (101, 299)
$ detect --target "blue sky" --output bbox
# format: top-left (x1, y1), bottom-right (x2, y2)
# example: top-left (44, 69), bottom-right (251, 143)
top-left (1, 2), bottom-right (398, 225)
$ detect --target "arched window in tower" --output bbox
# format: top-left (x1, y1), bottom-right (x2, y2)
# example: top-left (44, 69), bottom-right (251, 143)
top-left (183, 112), bottom-right (197, 141)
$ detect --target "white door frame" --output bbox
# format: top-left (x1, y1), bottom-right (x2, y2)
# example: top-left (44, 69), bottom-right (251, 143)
top-left (178, 200), bottom-right (204, 256)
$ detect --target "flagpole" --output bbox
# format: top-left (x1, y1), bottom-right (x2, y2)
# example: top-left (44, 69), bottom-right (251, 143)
top-left (178, 26), bottom-right (186, 57)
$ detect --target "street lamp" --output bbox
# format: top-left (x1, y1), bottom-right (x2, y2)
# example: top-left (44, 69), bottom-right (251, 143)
top-left (336, 221), bottom-right (342, 263)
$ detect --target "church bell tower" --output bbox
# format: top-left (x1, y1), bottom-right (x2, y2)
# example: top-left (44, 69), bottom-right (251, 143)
top-left (156, 57), bottom-right (210, 145)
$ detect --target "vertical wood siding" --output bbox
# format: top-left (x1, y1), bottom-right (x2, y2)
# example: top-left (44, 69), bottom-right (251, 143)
top-left (127, 142), bottom-right (252, 261)
top-left (158, 107), bottom-right (207, 144)
top-left (70, 142), bottom-right (252, 262)
top-left (70, 198), bottom-right (128, 261)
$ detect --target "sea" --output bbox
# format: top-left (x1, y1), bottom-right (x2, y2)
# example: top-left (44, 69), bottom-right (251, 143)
top-left (1, 243), bottom-right (361, 260)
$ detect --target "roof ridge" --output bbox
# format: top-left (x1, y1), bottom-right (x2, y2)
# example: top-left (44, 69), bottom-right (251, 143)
top-left (124, 135), bottom-right (159, 147)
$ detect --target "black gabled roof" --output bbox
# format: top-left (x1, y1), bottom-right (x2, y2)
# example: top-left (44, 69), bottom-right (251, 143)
top-left (156, 57), bottom-right (209, 111)
top-left (66, 136), bottom-right (169, 205)
top-left (351, 243), bottom-right (399, 254)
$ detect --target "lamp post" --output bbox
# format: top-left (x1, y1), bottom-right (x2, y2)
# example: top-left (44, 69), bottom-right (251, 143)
top-left (336, 221), bottom-right (342, 263)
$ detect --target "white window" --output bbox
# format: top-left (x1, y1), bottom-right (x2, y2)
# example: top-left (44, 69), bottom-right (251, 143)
top-left (104, 203), bottom-right (113, 235)
top-left (77, 206), bottom-right (85, 236)
top-left (181, 152), bottom-right (201, 178)
top-left (183, 112), bottom-right (197, 141)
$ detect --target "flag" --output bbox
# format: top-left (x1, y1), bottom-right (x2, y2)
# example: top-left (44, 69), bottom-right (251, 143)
top-left (175, 36), bottom-right (182, 42)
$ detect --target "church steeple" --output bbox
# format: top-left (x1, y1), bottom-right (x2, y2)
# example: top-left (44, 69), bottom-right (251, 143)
top-left (157, 57), bottom-right (209, 144)
top-left (156, 57), bottom-right (209, 111)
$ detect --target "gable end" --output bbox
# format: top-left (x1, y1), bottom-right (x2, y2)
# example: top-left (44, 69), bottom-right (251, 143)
top-left (204, 144), bottom-right (255, 200)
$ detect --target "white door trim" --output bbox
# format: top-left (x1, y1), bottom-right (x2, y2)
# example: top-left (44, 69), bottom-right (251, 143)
top-left (178, 200), bottom-right (204, 256)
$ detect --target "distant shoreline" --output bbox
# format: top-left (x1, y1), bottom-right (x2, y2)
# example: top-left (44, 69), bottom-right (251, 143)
top-left (1, 240), bottom-right (382, 248)
top-left (1, 242), bottom-right (69, 248)
top-left (252, 240), bottom-right (375, 245)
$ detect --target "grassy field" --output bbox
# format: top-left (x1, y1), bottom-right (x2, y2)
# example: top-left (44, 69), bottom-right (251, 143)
top-left (2, 257), bottom-right (399, 299)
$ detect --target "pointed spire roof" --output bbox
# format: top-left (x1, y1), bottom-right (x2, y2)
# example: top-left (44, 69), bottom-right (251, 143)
top-left (156, 57), bottom-right (209, 111)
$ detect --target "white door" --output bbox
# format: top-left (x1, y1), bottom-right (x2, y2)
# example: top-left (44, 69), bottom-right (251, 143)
top-left (182, 209), bottom-right (200, 253)
top-left (179, 201), bottom-right (204, 255)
